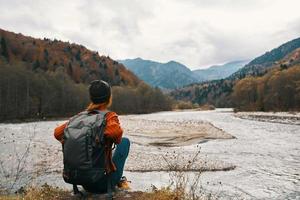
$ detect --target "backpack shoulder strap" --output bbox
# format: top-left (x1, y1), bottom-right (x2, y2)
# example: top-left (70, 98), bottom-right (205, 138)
top-left (92, 109), bottom-right (110, 115)
top-left (90, 110), bottom-right (110, 145)
top-left (92, 110), bottom-right (110, 126)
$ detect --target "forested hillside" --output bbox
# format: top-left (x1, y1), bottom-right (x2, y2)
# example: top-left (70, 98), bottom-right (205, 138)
top-left (171, 38), bottom-right (300, 110)
top-left (0, 28), bottom-right (140, 85)
top-left (232, 49), bottom-right (300, 111)
top-left (0, 29), bottom-right (171, 121)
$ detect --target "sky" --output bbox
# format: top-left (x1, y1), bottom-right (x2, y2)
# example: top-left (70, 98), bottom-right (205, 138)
top-left (0, 0), bottom-right (299, 69)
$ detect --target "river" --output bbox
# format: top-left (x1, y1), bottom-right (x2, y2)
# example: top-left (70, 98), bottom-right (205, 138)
top-left (0, 109), bottom-right (299, 199)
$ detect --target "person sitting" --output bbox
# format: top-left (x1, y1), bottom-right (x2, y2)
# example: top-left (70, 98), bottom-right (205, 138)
top-left (54, 80), bottom-right (130, 197)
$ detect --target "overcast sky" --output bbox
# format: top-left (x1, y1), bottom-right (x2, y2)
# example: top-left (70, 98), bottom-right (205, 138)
top-left (0, 0), bottom-right (299, 69)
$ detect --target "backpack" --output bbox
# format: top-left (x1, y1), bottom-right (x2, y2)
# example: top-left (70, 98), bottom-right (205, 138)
top-left (62, 110), bottom-right (113, 199)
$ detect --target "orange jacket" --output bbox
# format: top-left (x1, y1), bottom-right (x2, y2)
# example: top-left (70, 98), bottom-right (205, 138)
top-left (54, 110), bottom-right (123, 173)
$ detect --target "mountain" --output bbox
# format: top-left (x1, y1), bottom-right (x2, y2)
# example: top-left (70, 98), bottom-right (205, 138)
top-left (193, 60), bottom-right (249, 81)
top-left (0, 28), bottom-right (140, 86)
top-left (229, 37), bottom-right (300, 80)
top-left (171, 37), bottom-right (300, 107)
top-left (119, 58), bottom-right (198, 89)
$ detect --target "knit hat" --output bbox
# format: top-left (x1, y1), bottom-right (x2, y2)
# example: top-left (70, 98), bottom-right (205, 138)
top-left (89, 80), bottom-right (111, 104)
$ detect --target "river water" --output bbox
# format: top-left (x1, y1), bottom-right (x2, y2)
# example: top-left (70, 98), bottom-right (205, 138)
top-left (0, 109), bottom-right (299, 199)
top-left (125, 109), bottom-right (300, 199)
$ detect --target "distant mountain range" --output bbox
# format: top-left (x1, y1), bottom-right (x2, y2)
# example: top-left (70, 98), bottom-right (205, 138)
top-left (119, 58), bottom-right (249, 89)
top-left (120, 37), bottom-right (300, 90)
top-left (193, 60), bottom-right (249, 81)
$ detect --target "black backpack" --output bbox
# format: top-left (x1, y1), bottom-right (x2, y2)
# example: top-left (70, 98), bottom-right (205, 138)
top-left (62, 110), bottom-right (113, 199)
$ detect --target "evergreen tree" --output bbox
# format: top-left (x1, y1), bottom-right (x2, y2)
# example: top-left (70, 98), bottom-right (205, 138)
top-left (1, 37), bottom-right (9, 60)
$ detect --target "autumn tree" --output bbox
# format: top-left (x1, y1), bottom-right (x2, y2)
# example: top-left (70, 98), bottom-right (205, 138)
top-left (232, 65), bottom-right (300, 111)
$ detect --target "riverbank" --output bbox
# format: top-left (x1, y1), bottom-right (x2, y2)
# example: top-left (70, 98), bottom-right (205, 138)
top-left (234, 111), bottom-right (300, 125)
top-left (0, 183), bottom-right (214, 200)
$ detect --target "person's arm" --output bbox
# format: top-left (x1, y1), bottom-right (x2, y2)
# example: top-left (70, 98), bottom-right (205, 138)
top-left (54, 122), bottom-right (68, 143)
top-left (104, 112), bottom-right (123, 144)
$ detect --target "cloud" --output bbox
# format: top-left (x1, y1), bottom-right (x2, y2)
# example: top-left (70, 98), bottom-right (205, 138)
top-left (0, 0), bottom-right (299, 69)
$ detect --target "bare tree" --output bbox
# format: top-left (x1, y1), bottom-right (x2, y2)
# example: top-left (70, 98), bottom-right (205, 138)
top-left (0, 124), bottom-right (37, 193)
top-left (162, 146), bottom-right (215, 200)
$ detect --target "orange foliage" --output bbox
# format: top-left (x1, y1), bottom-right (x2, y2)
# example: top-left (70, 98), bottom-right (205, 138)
top-left (0, 28), bottom-right (140, 86)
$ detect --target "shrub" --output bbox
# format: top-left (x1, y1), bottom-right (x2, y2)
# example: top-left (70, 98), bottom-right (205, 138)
top-left (175, 101), bottom-right (194, 110)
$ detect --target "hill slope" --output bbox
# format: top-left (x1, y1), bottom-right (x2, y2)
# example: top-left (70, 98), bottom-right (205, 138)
top-left (0, 29), bottom-right (150, 121)
top-left (119, 58), bottom-right (198, 89)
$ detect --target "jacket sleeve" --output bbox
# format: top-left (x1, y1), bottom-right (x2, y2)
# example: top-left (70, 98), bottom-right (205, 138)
top-left (54, 121), bottom-right (68, 143)
top-left (104, 112), bottom-right (123, 144)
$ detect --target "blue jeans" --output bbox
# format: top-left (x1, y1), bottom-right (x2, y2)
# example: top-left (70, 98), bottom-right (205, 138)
top-left (111, 137), bottom-right (130, 186)
top-left (83, 137), bottom-right (130, 193)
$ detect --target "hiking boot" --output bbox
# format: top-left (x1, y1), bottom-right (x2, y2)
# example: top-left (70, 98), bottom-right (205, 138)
top-left (117, 176), bottom-right (131, 190)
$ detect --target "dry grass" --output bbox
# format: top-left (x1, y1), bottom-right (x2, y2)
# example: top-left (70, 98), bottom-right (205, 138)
top-left (140, 187), bottom-right (186, 200)
top-left (22, 184), bottom-right (72, 200)
top-left (0, 184), bottom-right (72, 200)
top-left (0, 185), bottom-right (205, 200)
